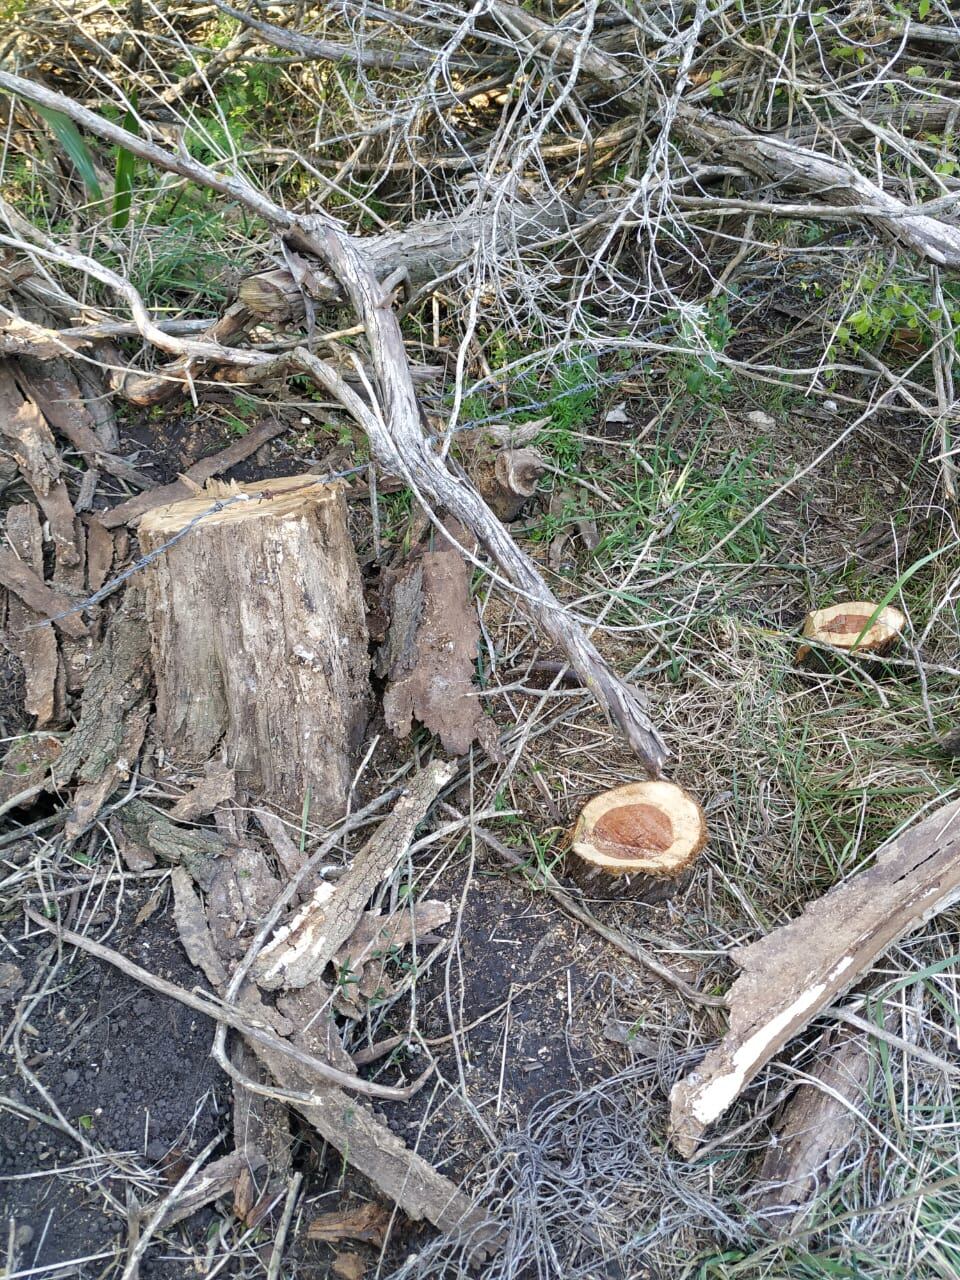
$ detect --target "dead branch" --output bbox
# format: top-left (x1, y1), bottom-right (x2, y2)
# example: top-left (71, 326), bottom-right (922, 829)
top-left (254, 760), bottom-right (456, 990)
top-left (491, 2), bottom-right (960, 268)
top-left (287, 231), bottom-right (668, 774)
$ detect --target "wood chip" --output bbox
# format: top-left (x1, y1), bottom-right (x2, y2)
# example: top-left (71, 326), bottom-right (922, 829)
top-left (171, 866), bottom-right (229, 989)
top-left (169, 761), bottom-right (237, 822)
top-left (306, 1201), bottom-right (390, 1246)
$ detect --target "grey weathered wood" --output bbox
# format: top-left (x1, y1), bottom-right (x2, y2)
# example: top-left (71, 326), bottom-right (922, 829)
top-left (669, 799), bottom-right (960, 1157)
top-left (290, 230), bottom-right (669, 775)
top-left (138, 475), bottom-right (370, 819)
top-left (254, 759), bottom-right (455, 990)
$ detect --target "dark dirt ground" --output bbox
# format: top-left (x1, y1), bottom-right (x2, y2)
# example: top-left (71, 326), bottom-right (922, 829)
top-left (0, 886), bottom-right (230, 1278)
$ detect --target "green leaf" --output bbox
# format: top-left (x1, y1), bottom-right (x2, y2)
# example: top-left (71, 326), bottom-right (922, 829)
top-left (112, 102), bottom-right (138, 230)
top-left (35, 106), bottom-right (102, 199)
top-left (906, 64), bottom-right (925, 78)
top-left (918, 0), bottom-right (930, 18)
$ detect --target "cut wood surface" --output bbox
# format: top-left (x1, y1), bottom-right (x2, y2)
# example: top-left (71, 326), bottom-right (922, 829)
top-left (138, 474), bottom-right (370, 819)
top-left (571, 780), bottom-right (707, 877)
top-left (796, 601), bottom-right (906, 662)
top-left (669, 798), bottom-right (960, 1157)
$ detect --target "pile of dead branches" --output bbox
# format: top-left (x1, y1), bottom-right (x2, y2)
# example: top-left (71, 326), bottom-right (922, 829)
top-left (2, 1), bottom-right (960, 1276)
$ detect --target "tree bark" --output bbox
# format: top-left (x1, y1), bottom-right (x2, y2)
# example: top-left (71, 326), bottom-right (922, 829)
top-left (138, 474), bottom-right (370, 820)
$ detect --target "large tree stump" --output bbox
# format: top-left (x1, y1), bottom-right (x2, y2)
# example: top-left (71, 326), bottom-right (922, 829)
top-left (138, 476), bottom-right (370, 819)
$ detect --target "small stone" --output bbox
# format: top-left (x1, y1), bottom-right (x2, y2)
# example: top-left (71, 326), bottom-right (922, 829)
top-left (746, 410), bottom-right (775, 429)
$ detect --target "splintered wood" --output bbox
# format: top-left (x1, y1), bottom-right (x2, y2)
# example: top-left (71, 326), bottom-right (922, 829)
top-left (669, 798), bottom-right (960, 1157)
top-left (138, 475), bottom-right (370, 820)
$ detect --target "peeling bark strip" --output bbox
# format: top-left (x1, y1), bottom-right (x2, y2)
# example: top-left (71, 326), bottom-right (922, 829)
top-left (669, 798), bottom-right (960, 1157)
top-left (380, 551), bottom-right (491, 756)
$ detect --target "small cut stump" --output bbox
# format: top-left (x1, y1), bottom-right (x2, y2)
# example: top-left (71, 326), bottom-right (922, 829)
top-left (139, 475), bottom-right (370, 820)
top-left (796, 601), bottom-right (905, 663)
top-left (570, 780), bottom-right (707, 893)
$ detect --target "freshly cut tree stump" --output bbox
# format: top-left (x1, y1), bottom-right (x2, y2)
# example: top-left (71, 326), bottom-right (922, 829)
top-left (571, 781), bottom-right (707, 880)
top-left (796, 601), bottom-right (905, 662)
top-left (139, 476), bottom-right (370, 819)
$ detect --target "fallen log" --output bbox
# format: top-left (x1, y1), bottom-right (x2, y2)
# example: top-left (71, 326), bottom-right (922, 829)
top-left (669, 798), bottom-right (960, 1157)
top-left (138, 475), bottom-right (370, 819)
top-left (752, 1024), bottom-right (876, 1232)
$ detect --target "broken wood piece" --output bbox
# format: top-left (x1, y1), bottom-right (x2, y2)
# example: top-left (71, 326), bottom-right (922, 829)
top-left (138, 475), bottom-right (370, 819)
top-left (306, 1201), bottom-right (390, 1246)
top-left (171, 867), bottom-right (229, 989)
top-left (668, 797), bottom-right (960, 1157)
top-left (472, 446), bottom-right (546, 522)
top-left (0, 361), bottom-right (79, 566)
top-left (0, 314), bottom-right (88, 359)
top-left (15, 359), bottom-right (152, 491)
top-left (0, 733), bottom-right (61, 808)
top-left (112, 800), bottom-right (229, 887)
top-left (231, 1038), bottom-right (292, 1182)
top-left (246, 1031), bottom-right (498, 1252)
top-left (571, 781), bottom-right (707, 877)
top-left (116, 301), bottom-right (253, 406)
top-left (752, 1025), bottom-right (875, 1232)
top-left (796, 601), bottom-right (906, 662)
top-left (206, 846), bottom-right (283, 961)
top-left (0, 547), bottom-right (87, 639)
top-left (253, 807), bottom-right (306, 881)
top-left (169, 761), bottom-right (236, 822)
top-left (151, 1149), bottom-right (267, 1229)
top-left (254, 760), bottom-right (455, 990)
top-left (84, 518), bottom-right (115, 594)
top-left (380, 550), bottom-right (493, 757)
top-left (53, 588), bottom-right (150, 834)
top-left (332, 900), bottom-right (451, 1014)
